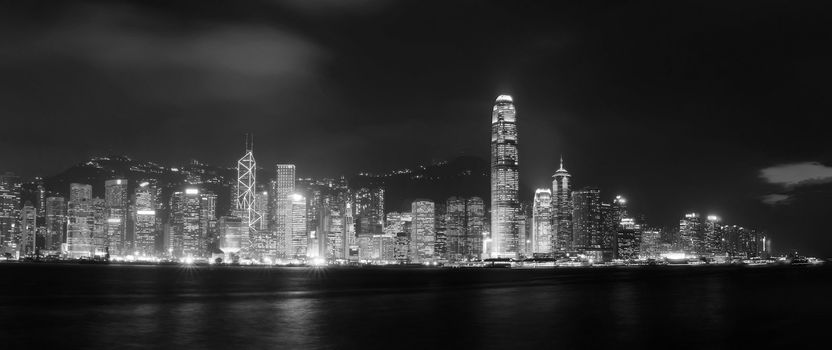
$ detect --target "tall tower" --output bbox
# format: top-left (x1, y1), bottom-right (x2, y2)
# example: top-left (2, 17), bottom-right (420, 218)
top-left (411, 199), bottom-right (435, 263)
top-left (44, 197), bottom-right (66, 251)
top-left (490, 94), bottom-right (520, 258)
top-left (571, 187), bottom-right (602, 250)
top-left (67, 183), bottom-right (94, 258)
top-left (104, 179), bottom-right (128, 255)
top-left (275, 164), bottom-right (296, 259)
top-left (236, 134), bottom-right (260, 234)
top-left (532, 189), bottom-right (553, 255)
top-left (134, 182), bottom-right (157, 257)
top-left (552, 157), bottom-right (572, 251)
top-left (19, 203), bottom-right (37, 256)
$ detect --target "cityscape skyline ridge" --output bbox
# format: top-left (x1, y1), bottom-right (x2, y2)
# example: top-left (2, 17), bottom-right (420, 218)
top-left (0, 1), bottom-right (829, 257)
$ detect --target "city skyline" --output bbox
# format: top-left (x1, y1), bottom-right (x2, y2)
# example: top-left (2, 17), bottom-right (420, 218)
top-left (0, 95), bottom-right (779, 261)
top-left (1, 1), bottom-right (830, 256)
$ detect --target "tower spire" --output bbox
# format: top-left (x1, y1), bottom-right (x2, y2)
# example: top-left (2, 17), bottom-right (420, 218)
top-left (559, 155), bottom-right (565, 171)
top-left (245, 133), bottom-right (254, 152)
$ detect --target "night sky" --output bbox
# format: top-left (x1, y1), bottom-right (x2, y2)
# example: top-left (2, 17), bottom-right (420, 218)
top-left (1, 1), bottom-right (830, 255)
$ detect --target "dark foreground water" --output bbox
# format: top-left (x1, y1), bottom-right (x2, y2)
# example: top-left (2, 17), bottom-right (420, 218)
top-left (1, 264), bottom-right (830, 349)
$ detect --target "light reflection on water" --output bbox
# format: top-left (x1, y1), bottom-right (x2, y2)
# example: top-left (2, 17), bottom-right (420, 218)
top-left (0, 265), bottom-right (828, 349)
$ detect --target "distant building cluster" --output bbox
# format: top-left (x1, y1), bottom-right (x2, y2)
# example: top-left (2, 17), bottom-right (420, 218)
top-left (0, 95), bottom-right (769, 264)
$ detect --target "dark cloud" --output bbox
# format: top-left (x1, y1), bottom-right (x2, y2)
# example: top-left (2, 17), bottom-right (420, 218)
top-left (760, 162), bottom-right (832, 189)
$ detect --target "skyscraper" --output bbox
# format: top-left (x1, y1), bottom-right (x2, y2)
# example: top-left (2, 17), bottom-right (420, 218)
top-left (552, 158), bottom-right (572, 251)
top-left (19, 202), bottom-right (37, 256)
top-left (171, 188), bottom-right (203, 258)
top-left (133, 182), bottom-right (157, 257)
top-left (236, 135), bottom-right (260, 236)
top-left (615, 218), bottom-right (641, 260)
top-left (288, 193), bottom-right (308, 259)
top-left (490, 94), bottom-right (520, 257)
top-left (274, 164), bottom-right (295, 259)
top-left (532, 189), bottom-right (554, 255)
top-left (44, 196), bottom-right (66, 251)
top-left (679, 213), bottom-right (705, 255)
top-left (219, 215), bottom-right (247, 261)
top-left (104, 179), bottom-right (129, 255)
top-left (411, 199), bottom-right (435, 263)
top-left (705, 215), bottom-right (724, 255)
top-left (465, 197), bottom-right (485, 259)
top-left (571, 187), bottom-right (602, 251)
top-left (445, 197), bottom-right (466, 260)
top-left (0, 172), bottom-right (22, 251)
top-left (67, 183), bottom-right (94, 258)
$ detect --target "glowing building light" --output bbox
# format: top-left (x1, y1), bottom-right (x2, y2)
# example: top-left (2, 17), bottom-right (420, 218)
top-left (185, 188), bottom-right (199, 195)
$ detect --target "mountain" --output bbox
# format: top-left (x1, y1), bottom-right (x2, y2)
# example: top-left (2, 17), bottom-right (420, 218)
top-left (348, 156), bottom-right (491, 212)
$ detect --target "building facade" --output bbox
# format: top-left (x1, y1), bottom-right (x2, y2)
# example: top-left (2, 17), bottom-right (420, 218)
top-left (490, 95), bottom-right (521, 257)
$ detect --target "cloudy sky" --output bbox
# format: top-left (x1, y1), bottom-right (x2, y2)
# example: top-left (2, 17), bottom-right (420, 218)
top-left (1, 1), bottom-right (830, 255)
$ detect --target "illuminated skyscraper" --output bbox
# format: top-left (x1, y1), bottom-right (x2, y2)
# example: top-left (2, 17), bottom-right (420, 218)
top-left (639, 227), bottom-right (662, 259)
top-left (551, 157), bottom-right (572, 251)
top-left (601, 196), bottom-right (628, 252)
top-left (411, 199), bottom-right (435, 262)
top-left (67, 183), bottom-right (94, 258)
top-left (288, 193), bottom-right (308, 259)
top-left (133, 182), bottom-right (157, 257)
top-left (44, 197), bottom-right (66, 251)
top-left (19, 202), bottom-right (37, 256)
top-left (274, 164), bottom-right (295, 259)
top-left (532, 189), bottom-right (553, 255)
top-left (236, 135), bottom-right (260, 236)
top-left (571, 187), bottom-right (602, 251)
top-left (0, 172), bottom-right (21, 250)
top-left (614, 218), bottom-right (641, 260)
top-left (91, 198), bottom-right (106, 255)
top-left (104, 179), bottom-right (128, 255)
top-left (354, 187), bottom-right (384, 237)
top-left (679, 213), bottom-right (705, 255)
top-left (465, 197), bottom-right (485, 259)
top-left (490, 94), bottom-right (520, 257)
top-left (171, 188), bottom-right (203, 258)
top-left (445, 197), bottom-right (466, 260)
top-left (219, 215), bottom-right (247, 261)
top-left (705, 215), bottom-right (724, 255)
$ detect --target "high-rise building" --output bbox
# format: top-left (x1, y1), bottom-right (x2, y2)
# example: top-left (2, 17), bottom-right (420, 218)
top-left (104, 179), bottom-right (129, 255)
top-left (639, 227), bottom-right (662, 259)
top-left (434, 202), bottom-right (447, 260)
top-left (236, 135), bottom-right (260, 237)
top-left (445, 197), bottom-right (466, 260)
top-left (532, 189), bottom-right (554, 255)
top-left (705, 215), bottom-right (724, 255)
top-left (133, 182), bottom-right (157, 257)
top-left (44, 197), bottom-right (66, 251)
top-left (171, 188), bottom-right (204, 258)
top-left (0, 172), bottom-right (22, 251)
top-left (679, 213), bottom-right (705, 255)
top-left (601, 195), bottom-right (628, 253)
top-left (615, 218), bottom-right (641, 260)
top-left (571, 187), bottom-right (602, 251)
top-left (465, 197), bottom-right (485, 260)
top-left (411, 199), bottom-right (435, 263)
top-left (288, 193), bottom-right (308, 259)
top-left (551, 158), bottom-right (573, 252)
top-left (219, 215), bottom-right (248, 261)
top-left (67, 183), bottom-right (94, 258)
top-left (19, 202), bottom-right (37, 256)
top-left (274, 164), bottom-right (295, 259)
top-left (91, 198), bottom-right (106, 256)
top-left (354, 187), bottom-right (384, 237)
top-left (490, 94), bottom-right (520, 258)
